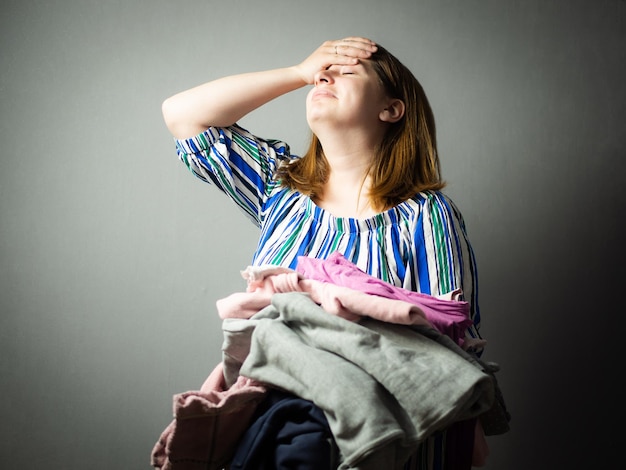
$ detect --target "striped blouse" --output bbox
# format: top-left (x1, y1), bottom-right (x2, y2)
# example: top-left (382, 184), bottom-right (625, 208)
top-left (174, 123), bottom-right (483, 468)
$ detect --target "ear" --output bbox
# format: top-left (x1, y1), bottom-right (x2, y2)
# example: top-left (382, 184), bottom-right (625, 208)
top-left (379, 99), bottom-right (405, 123)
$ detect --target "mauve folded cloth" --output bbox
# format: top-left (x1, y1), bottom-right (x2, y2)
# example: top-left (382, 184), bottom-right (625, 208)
top-left (151, 363), bottom-right (267, 470)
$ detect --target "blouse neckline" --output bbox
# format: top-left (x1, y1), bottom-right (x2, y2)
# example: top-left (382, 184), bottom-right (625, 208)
top-left (304, 196), bottom-right (409, 233)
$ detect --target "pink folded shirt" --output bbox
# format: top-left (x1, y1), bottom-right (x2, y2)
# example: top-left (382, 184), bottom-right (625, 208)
top-left (295, 252), bottom-right (473, 346)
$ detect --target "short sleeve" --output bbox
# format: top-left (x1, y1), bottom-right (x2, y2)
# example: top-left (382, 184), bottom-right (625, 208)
top-left (417, 192), bottom-right (481, 339)
top-left (174, 124), bottom-right (292, 226)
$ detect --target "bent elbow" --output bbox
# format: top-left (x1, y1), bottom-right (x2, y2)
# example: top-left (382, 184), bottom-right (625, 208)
top-left (161, 96), bottom-right (208, 139)
top-left (161, 96), bottom-right (180, 136)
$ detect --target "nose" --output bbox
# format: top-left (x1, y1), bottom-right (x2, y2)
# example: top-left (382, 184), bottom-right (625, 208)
top-left (314, 68), bottom-right (335, 86)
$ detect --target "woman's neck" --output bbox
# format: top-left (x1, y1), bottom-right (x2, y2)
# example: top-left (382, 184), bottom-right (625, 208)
top-left (313, 129), bottom-right (383, 218)
top-left (314, 158), bottom-right (377, 219)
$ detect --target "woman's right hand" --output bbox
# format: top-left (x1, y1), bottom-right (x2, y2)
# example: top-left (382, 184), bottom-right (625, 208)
top-left (293, 37), bottom-right (378, 85)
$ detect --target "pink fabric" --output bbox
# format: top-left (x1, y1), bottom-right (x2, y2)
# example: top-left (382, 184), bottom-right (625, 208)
top-left (296, 252), bottom-right (473, 346)
top-left (216, 271), bottom-right (433, 328)
top-left (151, 363), bottom-right (267, 470)
top-left (215, 271), bottom-right (303, 320)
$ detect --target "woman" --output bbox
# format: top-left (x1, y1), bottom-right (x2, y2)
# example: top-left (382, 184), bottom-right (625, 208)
top-left (162, 37), bottom-right (483, 469)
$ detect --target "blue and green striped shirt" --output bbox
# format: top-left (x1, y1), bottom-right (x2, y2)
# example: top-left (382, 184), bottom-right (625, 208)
top-left (175, 124), bottom-right (481, 338)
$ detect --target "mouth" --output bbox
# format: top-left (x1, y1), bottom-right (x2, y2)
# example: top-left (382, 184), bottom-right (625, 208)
top-left (311, 88), bottom-right (336, 100)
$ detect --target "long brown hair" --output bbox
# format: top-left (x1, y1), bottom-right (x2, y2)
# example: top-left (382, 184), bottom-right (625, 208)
top-left (277, 45), bottom-right (444, 212)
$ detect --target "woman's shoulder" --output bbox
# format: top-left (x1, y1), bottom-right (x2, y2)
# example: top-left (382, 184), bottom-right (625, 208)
top-left (405, 190), bottom-right (458, 210)
top-left (400, 191), bottom-right (467, 224)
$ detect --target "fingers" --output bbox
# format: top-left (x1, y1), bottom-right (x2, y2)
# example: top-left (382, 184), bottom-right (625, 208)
top-left (329, 37), bottom-right (377, 59)
top-left (334, 36), bottom-right (377, 48)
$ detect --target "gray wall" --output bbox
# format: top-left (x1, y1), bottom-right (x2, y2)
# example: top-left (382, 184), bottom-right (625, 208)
top-left (1, 1), bottom-right (624, 468)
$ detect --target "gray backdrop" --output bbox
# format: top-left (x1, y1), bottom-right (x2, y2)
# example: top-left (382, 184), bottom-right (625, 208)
top-left (1, 0), bottom-right (624, 469)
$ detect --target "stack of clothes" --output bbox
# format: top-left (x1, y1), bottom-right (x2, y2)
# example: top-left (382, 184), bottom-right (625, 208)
top-left (151, 252), bottom-right (510, 470)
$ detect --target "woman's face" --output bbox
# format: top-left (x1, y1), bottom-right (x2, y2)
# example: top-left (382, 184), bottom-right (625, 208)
top-left (305, 59), bottom-right (390, 131)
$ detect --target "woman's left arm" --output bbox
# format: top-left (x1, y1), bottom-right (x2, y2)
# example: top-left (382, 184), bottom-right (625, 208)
top-left (421, 192), bottom-right (482, 340)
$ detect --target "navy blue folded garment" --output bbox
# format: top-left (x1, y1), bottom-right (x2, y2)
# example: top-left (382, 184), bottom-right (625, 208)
top-left (230, 390), bottom-right (337, 470)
